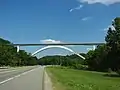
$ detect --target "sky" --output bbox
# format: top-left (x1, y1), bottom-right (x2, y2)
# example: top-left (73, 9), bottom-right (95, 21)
top-left (0, 0), bottom-right (120, 57)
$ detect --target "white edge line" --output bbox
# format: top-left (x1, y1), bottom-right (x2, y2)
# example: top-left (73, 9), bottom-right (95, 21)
top-left (0, 67), bottom-right (39, 85)
top-left (0, 70), bottom-right (17, 74)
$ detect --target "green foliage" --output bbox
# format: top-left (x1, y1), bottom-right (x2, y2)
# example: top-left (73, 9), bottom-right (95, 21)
top-left (86, 45), bottom-right (109, 71)
top-left (86, 17), bottom-right (120, 74)
top-left (70, 64), bottom-right (88, 70)
top-left (38, 54), bottom-right (87, 70)
top-left (0, 38), bottom-right (11, 44)
top-left (105, 17), bottom-right (120, 72)
top-left (0, 38), bottom-right (38, 66)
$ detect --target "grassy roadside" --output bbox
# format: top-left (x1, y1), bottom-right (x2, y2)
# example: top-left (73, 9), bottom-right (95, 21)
top-left (46, 66), bottom-right (120, 90)
top-left (46, 66), bottom-right (67, 90)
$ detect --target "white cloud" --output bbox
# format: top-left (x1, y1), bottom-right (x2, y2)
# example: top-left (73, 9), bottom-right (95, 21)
top-left (40, 39), bottom-right (62, 44)
top-left (69, 5), bottom-right (83, 12)
top-left (81, 17), bottom-right (92, 21)
top-left (77, 0), bottom-right (120, 5)
top-left (40, 39), bottom-right (75, 47)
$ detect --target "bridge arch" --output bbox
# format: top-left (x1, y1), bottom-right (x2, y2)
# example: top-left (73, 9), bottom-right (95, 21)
top-left (32, 45), bottom-right (85, 60)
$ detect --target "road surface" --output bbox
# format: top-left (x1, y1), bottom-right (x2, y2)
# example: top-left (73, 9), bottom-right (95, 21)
top-left (0, 66), bottom-right (44, 90)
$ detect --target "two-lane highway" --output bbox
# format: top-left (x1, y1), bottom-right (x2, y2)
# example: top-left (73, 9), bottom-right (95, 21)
top-left (0, 66), bottom-right (44, 90)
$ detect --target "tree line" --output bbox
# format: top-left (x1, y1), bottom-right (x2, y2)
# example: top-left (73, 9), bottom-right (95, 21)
top-left (38, 54), bottom-right (87, 69)
top-left (0, 38), bottom-right (38, 67)
top-left (38, 54), bottom-right (91, 70)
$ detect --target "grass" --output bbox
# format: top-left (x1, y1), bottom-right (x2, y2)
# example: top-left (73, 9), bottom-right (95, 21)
top-left (46, 66), bottom-right (120, 90)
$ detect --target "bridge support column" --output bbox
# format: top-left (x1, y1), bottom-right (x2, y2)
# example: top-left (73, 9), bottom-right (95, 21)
top-left (17, 46), bottom-right (20, 52)
top-left (93, 45), bottom-right (96, 50)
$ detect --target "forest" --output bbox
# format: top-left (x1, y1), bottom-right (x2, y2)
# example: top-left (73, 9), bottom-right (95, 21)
top-left (0, 38), bottom-right (38, 66)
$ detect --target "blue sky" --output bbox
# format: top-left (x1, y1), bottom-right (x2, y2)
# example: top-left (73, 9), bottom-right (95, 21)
top-left (0, 0), bottom-right (120, 57)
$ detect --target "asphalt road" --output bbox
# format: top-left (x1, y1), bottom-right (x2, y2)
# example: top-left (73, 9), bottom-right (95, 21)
top-left (0, 66), bottom-right (44, 90)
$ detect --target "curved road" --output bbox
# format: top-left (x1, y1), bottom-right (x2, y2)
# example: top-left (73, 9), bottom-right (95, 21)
top-left (0, 66), bottom-right (44, 90)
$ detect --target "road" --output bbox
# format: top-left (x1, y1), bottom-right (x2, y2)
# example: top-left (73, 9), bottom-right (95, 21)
top-left (0, 66), bottom-right (44, 90)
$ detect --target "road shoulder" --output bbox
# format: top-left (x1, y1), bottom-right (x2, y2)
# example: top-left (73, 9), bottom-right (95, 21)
top-left (44, 70), bottom-right (53, 90)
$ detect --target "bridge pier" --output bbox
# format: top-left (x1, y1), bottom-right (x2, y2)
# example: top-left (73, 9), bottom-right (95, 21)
top-left (17, 45), bottom-right (20, 52)
top-left (93, 45), bottom-right (96, 50)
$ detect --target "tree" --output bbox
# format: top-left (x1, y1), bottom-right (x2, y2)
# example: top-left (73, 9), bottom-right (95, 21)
top-left (105, 17), bottom-right (120, 74)
top-left (0, 37), bottom-right (38, 66)
top-left (86, 45), bottom-right (109, 71)
top-left (38, 53), bottom-right (87, 70)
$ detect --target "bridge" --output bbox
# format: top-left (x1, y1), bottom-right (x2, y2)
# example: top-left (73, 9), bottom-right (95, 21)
top-left (10, 42), bottom-right (105, 60)
top-left (10, 42), bottom-right (105, 46)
